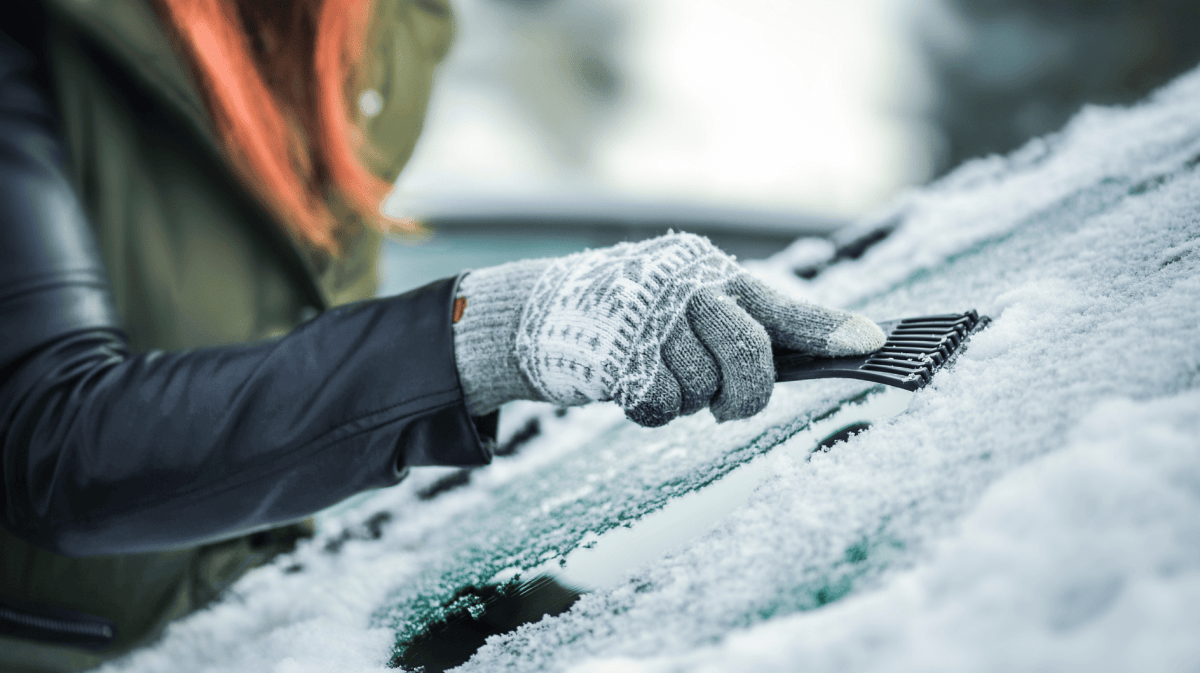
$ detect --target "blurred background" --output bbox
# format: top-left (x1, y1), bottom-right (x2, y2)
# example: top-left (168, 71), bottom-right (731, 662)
top-left (379, 0), bottom-right (1200, 294)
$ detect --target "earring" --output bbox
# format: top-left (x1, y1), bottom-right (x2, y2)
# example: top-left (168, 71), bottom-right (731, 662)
top-left (359, 89), bottom-right (384, 118)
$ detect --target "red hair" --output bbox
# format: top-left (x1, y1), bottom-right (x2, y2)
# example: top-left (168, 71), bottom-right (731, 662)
top-left (152, 0), bottom-right (418, 253)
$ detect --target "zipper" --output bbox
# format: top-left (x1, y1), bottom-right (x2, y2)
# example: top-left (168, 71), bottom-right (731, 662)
top-left (0, 595), bottom-right (116, 651)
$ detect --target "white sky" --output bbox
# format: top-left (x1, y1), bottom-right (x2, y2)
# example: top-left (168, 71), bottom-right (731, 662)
top-left (395, 0), bottom-right (936, 219)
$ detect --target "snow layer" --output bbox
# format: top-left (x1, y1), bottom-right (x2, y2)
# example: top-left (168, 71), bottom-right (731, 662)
top-left (99, 68), bottom-right (1200, 673)
top-left (569, 391), bottom-right (1200, 673)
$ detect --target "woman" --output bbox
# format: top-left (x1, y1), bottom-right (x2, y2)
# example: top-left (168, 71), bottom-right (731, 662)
top-left (0, 1), bottom-right (884, 670)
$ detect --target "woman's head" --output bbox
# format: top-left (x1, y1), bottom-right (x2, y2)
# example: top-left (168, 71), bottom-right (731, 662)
top-left (153, 0), bottom-right (421, 253)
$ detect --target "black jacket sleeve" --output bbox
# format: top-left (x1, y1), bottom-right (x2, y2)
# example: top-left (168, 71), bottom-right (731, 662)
top-left (0, 23), bottom-right (493, 558)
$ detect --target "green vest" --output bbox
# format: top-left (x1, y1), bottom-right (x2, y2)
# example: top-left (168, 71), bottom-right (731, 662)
top-left (0, 1), bottom-right (452, 670)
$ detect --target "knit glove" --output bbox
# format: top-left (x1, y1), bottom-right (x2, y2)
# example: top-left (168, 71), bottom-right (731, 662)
top-left (451, 232), bottom-right (885, 427)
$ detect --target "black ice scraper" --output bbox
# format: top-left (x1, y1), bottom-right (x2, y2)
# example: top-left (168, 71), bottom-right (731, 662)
top-left (774, 310), bottom-right (989, 391)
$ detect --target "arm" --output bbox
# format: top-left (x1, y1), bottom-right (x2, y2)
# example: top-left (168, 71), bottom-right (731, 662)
top-left (0, 28), bottom-right (491, 558)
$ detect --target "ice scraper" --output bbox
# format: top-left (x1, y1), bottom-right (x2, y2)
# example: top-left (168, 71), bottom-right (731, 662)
top-left (774, 310), bottom-right (989, 391)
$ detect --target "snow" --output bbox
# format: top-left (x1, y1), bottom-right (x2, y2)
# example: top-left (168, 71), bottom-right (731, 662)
top-left (99, 67), bottom-right (1200, 673)
top-left (568, 391), bottom-right (1200, 673)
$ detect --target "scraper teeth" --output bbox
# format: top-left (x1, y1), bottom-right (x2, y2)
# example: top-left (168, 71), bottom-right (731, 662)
top-left (773, 310), bottom-right (988, 391)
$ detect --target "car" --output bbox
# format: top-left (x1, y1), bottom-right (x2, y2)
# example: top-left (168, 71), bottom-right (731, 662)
top-left (100, 67), bottom-right (1200, 673)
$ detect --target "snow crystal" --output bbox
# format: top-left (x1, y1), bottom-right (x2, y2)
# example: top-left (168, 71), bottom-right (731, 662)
top-left (99, 67), bottom-right (1200, 673)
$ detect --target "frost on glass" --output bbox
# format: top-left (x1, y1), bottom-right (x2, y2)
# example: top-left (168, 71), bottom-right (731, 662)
top-left (375, 377), bottom-right (880, 651)
top-left (96, 67), bottom-right (1200, 673)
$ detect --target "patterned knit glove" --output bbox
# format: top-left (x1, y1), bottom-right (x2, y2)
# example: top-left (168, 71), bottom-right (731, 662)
top-left (451, 233), bottom-right (885, 427)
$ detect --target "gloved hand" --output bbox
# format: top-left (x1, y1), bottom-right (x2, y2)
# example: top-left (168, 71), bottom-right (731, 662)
top-left (451, 233), bottom-right (885, 427)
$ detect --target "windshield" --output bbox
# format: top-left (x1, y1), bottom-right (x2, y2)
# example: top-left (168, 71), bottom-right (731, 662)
top-left (94, 4), bottom-right (1200, 673)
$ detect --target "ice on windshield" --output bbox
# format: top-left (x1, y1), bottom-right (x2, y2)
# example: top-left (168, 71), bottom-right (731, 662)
top-left (100, 68), bottom-right (1200, 673)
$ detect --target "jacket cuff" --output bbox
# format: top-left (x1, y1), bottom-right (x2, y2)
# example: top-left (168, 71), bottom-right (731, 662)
top-left (392, 276), bottom-right (496, 468)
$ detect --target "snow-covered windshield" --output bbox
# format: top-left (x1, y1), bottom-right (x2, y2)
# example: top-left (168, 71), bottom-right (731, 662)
top-left (100, 66), bottom-right (1200, 673)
